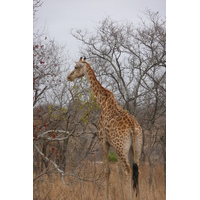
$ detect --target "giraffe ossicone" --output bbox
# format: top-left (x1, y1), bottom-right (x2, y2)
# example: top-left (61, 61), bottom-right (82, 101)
top-left (68, 57), bottom-right (143, 200)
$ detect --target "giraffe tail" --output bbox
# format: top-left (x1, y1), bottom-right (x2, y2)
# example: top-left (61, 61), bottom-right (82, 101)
top-left (132, 163), bottom-right (139, 189)
top-left (130, 126), bottom-right (139, 192)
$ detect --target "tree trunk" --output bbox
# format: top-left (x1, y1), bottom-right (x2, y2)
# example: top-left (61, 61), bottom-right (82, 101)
top-left (149, 163), bottom-right (154, 187)
top-left (41, 140), bottom-right (47, 172)
top-left (61, 138), bottom-right (69, 171)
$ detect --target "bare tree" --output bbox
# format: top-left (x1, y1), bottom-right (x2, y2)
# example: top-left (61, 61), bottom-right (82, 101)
top-left (33, 1), bottom-right (105, 195)
top-left (33, 37), bottom-right (67, 107)
top-left (33, 0), bottom-right (43, 20)
top-left (71, 10), bottom-right (165, 113)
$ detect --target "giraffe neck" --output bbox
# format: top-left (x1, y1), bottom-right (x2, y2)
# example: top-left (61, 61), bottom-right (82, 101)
top-left (85, 63), bottom-right (108, 107)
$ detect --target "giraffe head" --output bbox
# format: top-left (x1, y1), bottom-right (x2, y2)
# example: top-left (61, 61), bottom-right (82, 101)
top-left (67, 57), bottom-right (87, 81)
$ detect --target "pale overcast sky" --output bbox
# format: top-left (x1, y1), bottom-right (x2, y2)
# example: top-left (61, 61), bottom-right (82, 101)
top-left (35, 0), bottom-right (166, 59)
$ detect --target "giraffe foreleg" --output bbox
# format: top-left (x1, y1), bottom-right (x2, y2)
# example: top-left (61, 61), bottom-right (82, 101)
top-left (99, 135), bottom-right (110, 200)
top-left (101, 142), bottom-right (110, 200)
top-left (98, 118), bottom-right (111, 200)
top-left (118, 162), bottom-right (126, 200)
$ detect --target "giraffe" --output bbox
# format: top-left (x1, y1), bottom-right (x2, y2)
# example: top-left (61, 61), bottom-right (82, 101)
top-left (67, 57), bottom-right (143, 200)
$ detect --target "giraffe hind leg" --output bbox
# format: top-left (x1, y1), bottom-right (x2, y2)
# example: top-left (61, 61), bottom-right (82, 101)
top-left (115, 135), bottom-right (133, 200)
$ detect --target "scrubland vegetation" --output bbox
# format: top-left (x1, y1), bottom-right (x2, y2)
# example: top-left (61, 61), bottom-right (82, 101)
top-left (34, 162), bottom-right (165, 200)
top-left (33, 1), bottom-right (165, 199)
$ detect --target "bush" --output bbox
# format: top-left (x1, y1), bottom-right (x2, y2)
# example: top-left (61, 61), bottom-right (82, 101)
top-left (108, 151), bottom-right (118, 162)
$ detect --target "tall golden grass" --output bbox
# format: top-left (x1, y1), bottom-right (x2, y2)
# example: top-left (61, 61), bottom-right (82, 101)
top-left (33, 162), bottom-right (165, 200)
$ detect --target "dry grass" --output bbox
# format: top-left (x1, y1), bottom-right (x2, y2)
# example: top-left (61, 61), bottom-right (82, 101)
top-left (33, 162), bottom-right (165, 200)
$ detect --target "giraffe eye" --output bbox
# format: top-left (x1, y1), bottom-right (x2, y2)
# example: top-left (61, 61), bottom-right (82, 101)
top-left (75, 66), bottom-right (78, 70)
